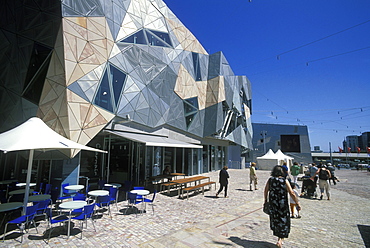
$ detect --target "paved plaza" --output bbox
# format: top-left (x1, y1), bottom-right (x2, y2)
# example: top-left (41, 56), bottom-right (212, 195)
top-left (0, 168), bottom-right (369, 247)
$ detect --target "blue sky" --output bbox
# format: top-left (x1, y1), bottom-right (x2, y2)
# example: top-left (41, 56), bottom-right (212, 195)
top-left (164, 0), bottom-right (370, 152)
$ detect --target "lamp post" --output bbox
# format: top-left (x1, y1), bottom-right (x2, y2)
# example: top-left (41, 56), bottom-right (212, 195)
top-left (261, 131), bottom-right (267, 154)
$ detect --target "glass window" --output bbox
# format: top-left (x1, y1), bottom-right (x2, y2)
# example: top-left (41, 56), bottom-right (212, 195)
top-left (121, 29), bottom-right (147, 45)
top-left (192, 52), bottom-right (202, 81)
top-left (146, 31), bottom-right (170, 47)
top-left (94, 70), bottom-right (113, 112)
top-left (184, 97), bottom-right (198, 128)
top-left (109, 64), bottom-right (126, 106)
top-left (147, 30), bottom-right (173, 47)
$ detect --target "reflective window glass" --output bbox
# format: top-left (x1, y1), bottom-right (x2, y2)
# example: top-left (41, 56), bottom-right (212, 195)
top-left (192, 52), bottom-right (202, 81)
top-left (94, 70), bottom-right (113, 112)
top-left (121, 30), bottom-right (147, 45)
top-left (147, 30), bottom-right (173, 47)
top-left (109, 64), bottom-right (126, 106)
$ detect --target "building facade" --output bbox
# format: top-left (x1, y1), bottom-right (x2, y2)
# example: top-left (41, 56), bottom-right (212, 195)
top-left (247, 123), bottom-right (312, 167)
top-left (0, 0), bottom-right (252, 187)
top-left (344, 132), bottom-right (370, 152)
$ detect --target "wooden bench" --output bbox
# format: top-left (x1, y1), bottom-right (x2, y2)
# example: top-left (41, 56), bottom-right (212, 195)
top-left (181, 181), bottom-right (216, 199)
top-left (161, 182), bottom-right (177, 194)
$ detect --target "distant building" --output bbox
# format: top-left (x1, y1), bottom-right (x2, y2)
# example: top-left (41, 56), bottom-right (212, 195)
top-left (313, 146), bottom-right (323, 153)
top-left (344, 132), bottom-right (370, 152)
top-left (247, 123), bottom-right (312, 165)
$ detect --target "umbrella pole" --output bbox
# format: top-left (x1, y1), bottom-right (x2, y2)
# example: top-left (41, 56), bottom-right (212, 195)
top-left (22, 149), bottom-right (34, 215)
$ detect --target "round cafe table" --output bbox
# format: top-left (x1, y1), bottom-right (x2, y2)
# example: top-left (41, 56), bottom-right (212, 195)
top-left (59, 200), bottom-right (87, 238)
top-left (16, 183), bottom-right (36, 187)
top-left (88, 190), bottom-right (109, 202)
top-left (8, 189), bottom-right (27, 196)
top-left (65, 185), bottom-right (84, 192)
top-left (130, 189), bottom-right (149, 196)
top-left (130, 189), bottom-right (150, 212)
top-left (0, 202), bottom-right (23, 227)
top-left (0, 202), bottom-right (23, 213)
top-left (104, 183), bottom-right (122, 188)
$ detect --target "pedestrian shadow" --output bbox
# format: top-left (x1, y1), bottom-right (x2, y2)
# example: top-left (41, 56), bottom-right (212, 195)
top-left (235, 188), bottom-right (249, 192)
top-left (358, 224), bottom-right (370, 247)
top-left (228, 236), bottom-right (276, 247)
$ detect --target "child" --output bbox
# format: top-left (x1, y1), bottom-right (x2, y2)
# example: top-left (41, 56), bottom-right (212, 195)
top-left (290, 182), bottom-right (301, 218)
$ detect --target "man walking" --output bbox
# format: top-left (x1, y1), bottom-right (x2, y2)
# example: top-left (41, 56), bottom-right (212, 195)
top-left (249, 162), bottom-right (258, 190)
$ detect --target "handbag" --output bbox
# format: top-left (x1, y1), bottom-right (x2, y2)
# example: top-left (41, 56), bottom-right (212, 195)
top-left (263, 201), bottom-right (270, 215)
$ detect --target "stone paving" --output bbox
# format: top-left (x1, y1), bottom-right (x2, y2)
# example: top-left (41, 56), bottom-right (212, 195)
top-left (0, 168), bottom-right (369, 247)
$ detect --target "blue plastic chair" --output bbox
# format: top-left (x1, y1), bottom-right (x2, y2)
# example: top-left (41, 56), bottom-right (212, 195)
top-left (143, 190), bottom-right (157, 215)
top-left (133, 187), bottom-right (144, 202)
top-left (109, 187), bottom-right (118, 211)
top-left (58, 183), bottom-right (72, 202)
top-left (44, 208), bottom-right (69, 242)
top-left (71, 204), bottom-right (96, 238)
top-left (3, 203), bottom-right (39, 242)
top-left (71, 193), bottom-right (86, 214)
top-left (44, 184), bottom-right (52, 195)
top-left (124, 192), bottom-right (142, 217)
top-left (98, 179), bottom-right (107, 190)
top-left (96, 195), bottom-right (111, 218)
top-left (35, 199), bottom-right (51, 220)
top-left (32, 182), bottom-right (44, 195)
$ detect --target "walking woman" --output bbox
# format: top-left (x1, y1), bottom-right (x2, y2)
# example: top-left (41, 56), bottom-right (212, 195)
top-left (216, 166), bottom-right (229, 198)
top-left (264, 165), bottom-right (301, 247)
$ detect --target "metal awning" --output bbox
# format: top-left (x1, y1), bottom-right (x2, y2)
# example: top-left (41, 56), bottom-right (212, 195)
top-left (105, 130), bottom-right (203, 149)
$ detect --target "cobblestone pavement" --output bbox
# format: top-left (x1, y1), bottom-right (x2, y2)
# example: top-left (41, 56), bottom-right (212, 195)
top-left (0, 169), bottom-right (369, 247)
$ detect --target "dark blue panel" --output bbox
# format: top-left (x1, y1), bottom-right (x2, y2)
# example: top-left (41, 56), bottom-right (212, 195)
top-left (109, 64), bottom-right (126, 106)
top-left (94, 69), bottom-right (113, 112)
top-left (192, 52), bottom-right (202, 81)
top-left (146, 30), bottom-right (172, 47)
top-left (121, 29), bottom-right (147, 45)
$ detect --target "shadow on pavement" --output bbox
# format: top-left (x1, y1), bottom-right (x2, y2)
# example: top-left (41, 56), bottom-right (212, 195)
top-left (358, 224), bottom-right (370, 247)
top-left (229, 236), bottom-right (276, 247)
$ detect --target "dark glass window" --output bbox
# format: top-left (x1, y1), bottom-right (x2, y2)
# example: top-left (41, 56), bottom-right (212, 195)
top-left (281, 135), bottom-right (301, 152)
top-left (146, 32), bottom-right (170, 47)
top-left (183, 97), bottom-right (198, 128)
top-left (94, 63), bottom-right (127, 113)
top-left (23, 43), bottom-right (53, 104)
top-left (94, 69), bottom-right (113, 112)
top-left (192, 52), bottom-right (202, 81)
top-left (109, 64), bottom-right (126, 106)
top-left (120, 29), bottom-right (173, 48)
top-left (121, 30), bottom-right (147, 45)
top-left (147, 30), bottom-right (172, 47)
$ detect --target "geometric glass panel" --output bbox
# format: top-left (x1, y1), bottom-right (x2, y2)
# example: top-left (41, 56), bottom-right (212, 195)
top-left (109, 64), bottom-right (126, 106)
top-left (146, 30), bottom-right (172, 47)
top-left (23, 43), bottom-right (53, 105)
top-left (94, 67), bottom-right (114, 112)
top-left (183, 97), bottom-right (198, 128)
top-left (192, 52), bottom-right (202, 81)
top-left (121, 29), bottom-right (147, 45)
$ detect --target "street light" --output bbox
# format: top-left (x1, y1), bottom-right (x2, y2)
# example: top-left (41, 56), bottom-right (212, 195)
top-left (260, 131), bottom-right (267, 154)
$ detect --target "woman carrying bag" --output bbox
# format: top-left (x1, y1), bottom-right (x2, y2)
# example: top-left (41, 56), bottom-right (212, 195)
top-left (264, 165), bottom-right (301, 248)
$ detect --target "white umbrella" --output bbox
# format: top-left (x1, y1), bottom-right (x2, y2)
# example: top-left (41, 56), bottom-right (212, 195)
top-left (0, 117), bottom-right (107, 214)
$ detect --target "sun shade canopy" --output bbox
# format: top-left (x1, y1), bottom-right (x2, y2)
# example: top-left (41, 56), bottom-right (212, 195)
top-left (0, 117), bottom-right (107, 154)
top-left (106, 130), bottom-right (203, 149)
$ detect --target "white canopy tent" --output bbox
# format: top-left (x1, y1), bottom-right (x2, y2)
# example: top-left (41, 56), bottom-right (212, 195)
top-left (256, 149), bottom-right (294, 170)
top-left (256, 149), bottom-right (279, 170)
top-left (0, 117), bottom-right (107, 214)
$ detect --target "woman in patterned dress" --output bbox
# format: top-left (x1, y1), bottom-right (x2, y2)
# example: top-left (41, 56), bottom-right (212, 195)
top-left (264, 165), bottom-right (301, 247)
